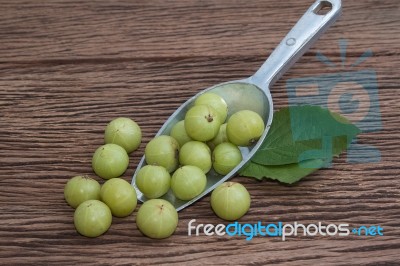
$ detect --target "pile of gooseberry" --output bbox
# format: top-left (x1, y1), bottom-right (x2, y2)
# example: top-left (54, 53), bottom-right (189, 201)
top-left (64, 117), bottom-right (145, 238)
top-left (64, 92), bottom-right (265, 239)
top-left (137, 92), bottom-right (263, 205)
top-left (65, 117), bottom-right (179, 239)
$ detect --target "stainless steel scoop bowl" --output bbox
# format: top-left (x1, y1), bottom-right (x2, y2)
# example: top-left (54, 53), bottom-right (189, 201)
top-left (132, 0), bottom-right (342, 211)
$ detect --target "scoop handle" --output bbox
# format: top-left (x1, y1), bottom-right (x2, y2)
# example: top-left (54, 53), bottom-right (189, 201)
top-left (251, 0), bottom-right (342, 88)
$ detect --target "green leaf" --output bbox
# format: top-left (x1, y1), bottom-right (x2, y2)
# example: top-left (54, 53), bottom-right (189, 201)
top-left (240, 105), bottom-right (361, 184)
top-left (239, 159), bottom-right (325, 184)
top-left (251, 105), bottom-right (360, 165)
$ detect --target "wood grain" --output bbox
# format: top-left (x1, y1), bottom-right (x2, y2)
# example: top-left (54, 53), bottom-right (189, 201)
top-left (0, 0), bottom-right (399, 265)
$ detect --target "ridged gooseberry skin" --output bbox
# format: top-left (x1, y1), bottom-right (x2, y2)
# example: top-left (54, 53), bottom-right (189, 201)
top-left (100, 178), bottom-right (137, 218)
top-left (104, 117), bottom-right (142, 154)
top-left (207, 123), bottom-right (228, 150)
top-left (194, 92), bottom-right (228, 123)
top-left (210, 182), bottom-right (250, 221)
top-left (136, 165), bottom-right (171, 199)
top-left (212, 142), bottom-right (243, 175)
top-left (179, 141), bottom-right (212, 173)
top-left (144, 135), bottom-right (180, 173)
top-left (226, 110), bottom-right (265, 146)
top-left (184, 105), bottom-right (221, 142)
top-left (170, 120), bottom-right (192, 147)
top-left (64, 175), bottom-right (101, 208)
top-left (171, 166), bottom-right (207, 201)
top-left (136, 199), bottom-right (178, 239)
top-left (92, 144), bottom-right (129, 179)
top-left (74, 200), bottom-right (112, 238)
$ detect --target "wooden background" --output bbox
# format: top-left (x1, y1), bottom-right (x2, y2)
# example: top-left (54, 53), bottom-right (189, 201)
top-left (1, 0), bottom-right (399, 265)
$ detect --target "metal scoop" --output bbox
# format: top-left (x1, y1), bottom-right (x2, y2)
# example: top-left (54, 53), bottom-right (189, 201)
top-left (131, 0), bottom-right (342, 211)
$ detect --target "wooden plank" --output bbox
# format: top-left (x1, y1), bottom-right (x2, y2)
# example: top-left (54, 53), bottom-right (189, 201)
top-left (0, 0), bottom-right (399, 265)
top-left (0, 0), bottom-right (399, 62)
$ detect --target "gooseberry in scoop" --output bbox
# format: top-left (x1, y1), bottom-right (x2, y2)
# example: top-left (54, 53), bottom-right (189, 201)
top-left (184, 105), bottom-right (221, 142)
top-left (145, 135), bottom-right (180, 173)
top-left (171, 165), bottom-right (207, 200)
top-left (170, 120), bottom-right (192, 147)
top-left (226, 110), bottom-right (264, 146)
top-left (136, 165), bottom-right (171, 199)
top-left (194, 92), bottom-right (228, 123)
top-left (179, 141), bottom-right (212, 173)
top-left (212, 142), bottom-right (242, 175)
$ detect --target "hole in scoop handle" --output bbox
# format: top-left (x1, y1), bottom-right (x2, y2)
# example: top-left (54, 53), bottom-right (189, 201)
top-left (251, 0), bottom-right (342, 88)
